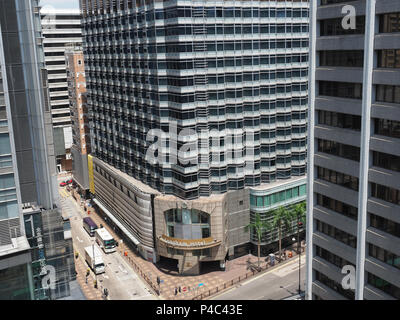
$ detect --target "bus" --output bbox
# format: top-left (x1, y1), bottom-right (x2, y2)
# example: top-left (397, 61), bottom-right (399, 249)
top-left (83, 217), bottom-right (98, 237)
top-left (95, 228), bottom-right (116, 253)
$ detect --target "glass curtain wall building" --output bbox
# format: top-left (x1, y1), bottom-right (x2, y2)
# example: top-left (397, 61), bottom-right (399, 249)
top-left (81, 0), bottom-right (309, 274)
top-left (81, 0), bottom-right (309, 198)
top-left (307, 0), bottom-right (400, 300)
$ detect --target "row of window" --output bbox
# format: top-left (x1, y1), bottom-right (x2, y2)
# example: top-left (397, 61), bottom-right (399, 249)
top-left (367, 272), bottom-right (400, 299)
top-left (317, 166), bottom-right (359, 191)
top-left (319, 50), bottom-right (363, 68)
top-left (319, 81), bottom-right (362, 100)
top-left (250, 184), bottom-right (307, 208)
top-left (316, 193), bottom-right (358, 221)
top-left (379, 12), bottom-right (400, 34)
top-left (320, 16), bottom-right (365, 37)
top-left (369, 243), bottom-right (400, 271)
top-left (316, 245), bottom-right (354, 270)
top-left (372, 150), bottom-right (399, 172)
top-left (85, 7), bottom-right (309, 23)
top-left (88, 39), bottom-right (309, 54)
top-left (319, 13), bottom-right (400, 36)
top-left (318, 110), bottom-right (361, 131)
top-left (370, 213), bottom-right (400, 239)
top-left (374, 119), bottom-right (400, 139)
top-left (89, 71), bottom-right (308, 89)
top-left (317, 139), bottom-right (360, 162)
top-left (378, 50), bottom-right (400, 69)
top-left (316, 220), bottom-right (357, 248)
top-left (315, 271), bottom-right (355, 300)
top-left (318, 81), bottom-right (400, 104)
top-left (371, 183), bottom-right (400, 206)
top-left (133, 24), bottom-right (309, 37)
top-left (116, 54), bottom-right (307, 71)
top-left (318, 49), bottom-right (400, 69)
top-left (376, 84), bottom-right (400, 104)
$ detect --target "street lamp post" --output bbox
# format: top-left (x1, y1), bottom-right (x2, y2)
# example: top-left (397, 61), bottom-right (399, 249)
top-left (297, 215), bottom-right (302, 295)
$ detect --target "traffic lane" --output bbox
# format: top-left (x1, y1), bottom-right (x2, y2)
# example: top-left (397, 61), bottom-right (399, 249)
top-left (64, 195), bottom-right (154, 300)
top-left (213, 257), bottom-right (306, 300)
top-left (99, 252), bottom-right (154, 300)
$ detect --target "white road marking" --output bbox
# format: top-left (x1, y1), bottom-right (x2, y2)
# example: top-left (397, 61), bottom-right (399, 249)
top-left (76, 236), bottom-right (83, 243)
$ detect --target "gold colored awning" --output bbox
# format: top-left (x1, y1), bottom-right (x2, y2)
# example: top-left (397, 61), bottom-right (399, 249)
top-left (158, 235), bottom-right (221, 250)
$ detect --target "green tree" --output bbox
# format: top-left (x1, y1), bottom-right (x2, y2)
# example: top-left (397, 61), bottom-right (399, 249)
top-left (245, 213), bottom-right (272, 268)
top-left (291, 201), bottom-right (306, 226)
top-left (291, 201), bottom-right (306, 253)
top-left (272, 206), bottom-right (294, 261)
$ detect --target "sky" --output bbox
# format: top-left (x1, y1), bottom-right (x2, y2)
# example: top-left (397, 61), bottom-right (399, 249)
top-left (40, 0), bottom-right (79, 9)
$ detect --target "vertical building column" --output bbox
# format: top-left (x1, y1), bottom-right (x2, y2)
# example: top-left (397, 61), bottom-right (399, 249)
top-left (305, 0), bottom-right (317, 301)
top-left (355, 0), bottom-right (376, 301)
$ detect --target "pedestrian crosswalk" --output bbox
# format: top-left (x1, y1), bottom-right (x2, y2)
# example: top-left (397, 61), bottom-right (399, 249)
top-left (59, 188), bottom-right (70, 199)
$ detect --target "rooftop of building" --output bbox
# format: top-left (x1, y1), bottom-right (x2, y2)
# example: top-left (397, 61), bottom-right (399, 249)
top-left (0, 236), bottom-right (31, 258)
top-left (95, 157), bottom-right (161, 195)
top-left (40, 8), bottom-right (81, 15)
top-left (250, 175), bottom-right (307, 192)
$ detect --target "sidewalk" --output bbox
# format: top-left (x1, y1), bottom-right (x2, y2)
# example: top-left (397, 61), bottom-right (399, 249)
top-left (68, 187), bottom-right (304, 300)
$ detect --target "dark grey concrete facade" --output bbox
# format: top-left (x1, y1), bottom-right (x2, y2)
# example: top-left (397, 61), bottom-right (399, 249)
top-left (307, 0), bottom-right (400, 300)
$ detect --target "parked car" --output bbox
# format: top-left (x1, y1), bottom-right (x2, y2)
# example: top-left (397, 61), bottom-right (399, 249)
top-left (59, 182), bottom-right (67, 187)
top-left (66, 179), bottom-right (73, 184)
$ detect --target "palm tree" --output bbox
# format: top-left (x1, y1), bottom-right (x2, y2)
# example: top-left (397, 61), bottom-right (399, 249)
top-left (291, 201), bottom-right (306, 226)
top-left (291, 201), bottom-right (306, 253)
top-left (272, 206), bottom-right (294, 261)
top-left (245, 213), bottom-right (272, 268)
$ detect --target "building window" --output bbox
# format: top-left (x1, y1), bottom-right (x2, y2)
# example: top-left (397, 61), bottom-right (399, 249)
top-left (376, 85), bottom-right (400, 104)
top-left (319, 81), bottom-right (363, 99)
top-left (316, 220), bottom-right (357, 248)
top-left (319, 50), bottom-right (364, 67)
top-left (369, 243), bottom-right (400, 270)
top-left (318, 111), bottom-right (361, 131)
top-left (165, 208), bottom-right (210, 240)
top-left (377, 50), bottom-right (400, 68)
top-left (367, 273), bottom-right (400, 299)
top-left (315, 271), bottom-right (355, 300)
top-left (379, 12), bottom-right (400, 33)
top-left (318, 139), bottom-right (360, 162)
top-left (370, 183), bottom-right (400, 206)
top-left (316, 245), bottom-right (354, 269)
top-left (320, 16), bottom-right (365, 36)
top-left (373, 151), bottom-right (400, 173)
top-left (316, 193), bottom-right (358, 220)
top-left (316, 166), bottom-right (359, 191)
top-left (374, 119), bottom-right (400, 139)
top-left (369, 213), bottom-right (400, 238)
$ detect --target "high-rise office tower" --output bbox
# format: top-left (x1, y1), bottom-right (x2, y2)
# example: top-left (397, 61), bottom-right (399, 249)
top-left (41, 8), bottom-right (83, 173)
top-left (66, 48), bottom-right (91, 198)
top-left (0, 0), bottom-right (76, 300)
top-left (81, 0), bottom-right (309, 274)
top-left (307, 0), bottom-right (400, 300)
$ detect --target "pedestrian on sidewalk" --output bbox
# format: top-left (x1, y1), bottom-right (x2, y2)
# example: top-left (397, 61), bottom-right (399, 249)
top-left (179, 286), bottom-right (181, 293)
top-left (174, 287), bottom-right (178, 296)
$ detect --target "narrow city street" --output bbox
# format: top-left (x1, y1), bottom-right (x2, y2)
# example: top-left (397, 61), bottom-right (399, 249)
top-left (212, 255), bottom-right (306, 300)
top-left (58, 180), bottom-right (156, 300)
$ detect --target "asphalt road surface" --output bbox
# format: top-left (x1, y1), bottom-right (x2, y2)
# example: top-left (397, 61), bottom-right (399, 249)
top-left (212, 255), bottom-right (306, 300)
top-left (59, 184), bottom-right (156, 300)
